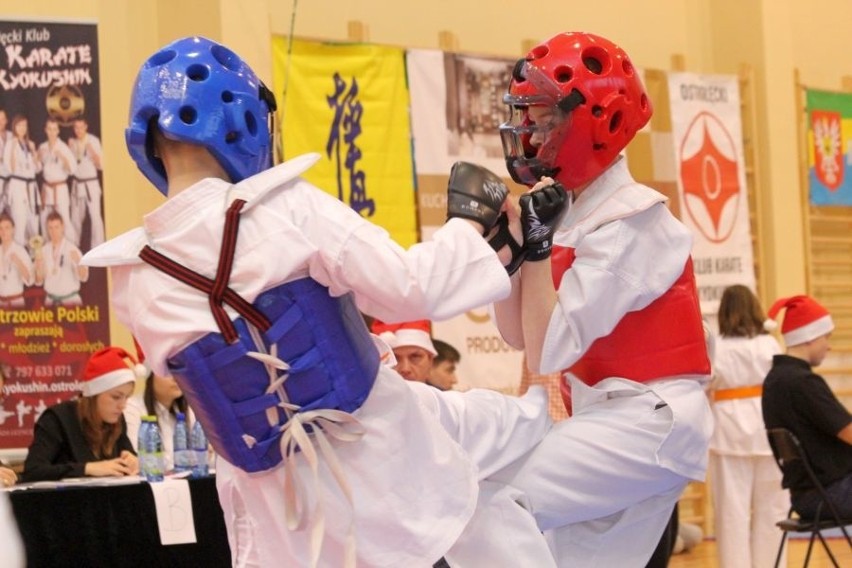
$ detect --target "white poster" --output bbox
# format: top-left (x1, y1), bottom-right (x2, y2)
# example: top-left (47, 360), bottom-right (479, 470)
top-left (668, 72), bottom-right (756, 316)
top-left (407, 49), bottom-right (524, 394)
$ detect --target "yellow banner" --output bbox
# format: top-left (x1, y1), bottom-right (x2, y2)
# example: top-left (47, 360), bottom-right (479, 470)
top-left (271, 37), bottom-right (418, 246)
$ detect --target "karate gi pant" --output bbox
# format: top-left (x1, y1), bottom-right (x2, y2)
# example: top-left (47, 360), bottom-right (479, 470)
top-left (7, 178), bottom-right (38, 247)
top-left (70, 178), bottom-right (104, 248)
top-left (709, 453), bottom-right (789, 568)
top-left (216, 370), bottom-right (556, 568)
top-left (492, 376), bottom-right (712, 568)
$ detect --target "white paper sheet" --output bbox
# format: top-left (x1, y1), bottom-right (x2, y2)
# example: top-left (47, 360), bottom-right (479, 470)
top-left (148, 479), bottom-right (197, 545)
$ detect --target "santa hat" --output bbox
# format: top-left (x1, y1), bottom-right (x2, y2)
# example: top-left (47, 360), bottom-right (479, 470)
top-left (767, 295), bottom-right (834, 347)
top-left (132, 336), bottom-right (153, 375)
top-left (81, 346), bottom-right (147, 397)
top-left (370, 319), bottom-right (437, 356)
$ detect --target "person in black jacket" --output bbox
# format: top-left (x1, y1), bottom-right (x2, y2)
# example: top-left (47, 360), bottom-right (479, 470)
top-left (762, 295), bottom-right (852, 518)
top-left (22, 346), bottom-right (144, 482)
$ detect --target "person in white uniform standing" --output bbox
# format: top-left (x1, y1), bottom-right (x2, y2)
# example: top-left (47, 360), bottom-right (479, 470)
top-left (0, 213), bottom-right (34, 308)
top-left (35, 211), bottom-right (88, 306)
top-left (0, 109), bottom-right (14, 213)
top-left (38, 118), bottom-right (77, 245)
top-left (68, 117), bottom-right (104, 249)
top-left (84, 36), bottom-right (557, 568)
top-left (710, 284), bottom-right (789, 568)
top-left (3, 115), bottom-right (40, 248)
top-left (489, 31), bottom-right (714, 567)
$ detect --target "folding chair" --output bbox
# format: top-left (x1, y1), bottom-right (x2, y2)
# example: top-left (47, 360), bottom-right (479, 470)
top-left (766, 428), bottom-right (852, 568)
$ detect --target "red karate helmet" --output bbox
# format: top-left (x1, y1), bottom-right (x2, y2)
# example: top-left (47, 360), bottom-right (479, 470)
top-left (500, 32), bottom-right (652, 189)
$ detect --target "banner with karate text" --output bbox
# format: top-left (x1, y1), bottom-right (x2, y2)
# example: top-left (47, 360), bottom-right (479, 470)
top-left (805, 89), bottom-right (852, 206)
top-left (407, 49), bottom-right (525, 395)
top-left (271, 37), bottom-right (418, 247)
top-left (0, 20), bottom-right (110, 452)
top-left (668, 72), bottom-right (756, 316)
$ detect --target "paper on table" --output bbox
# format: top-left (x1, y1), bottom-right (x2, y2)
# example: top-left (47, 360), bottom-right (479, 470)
top-left (148, 479), bottom-right (198, 545)
top-left (10, 476), bottom-right (145, 490)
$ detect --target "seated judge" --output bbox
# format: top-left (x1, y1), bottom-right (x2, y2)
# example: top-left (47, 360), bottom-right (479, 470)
top-left (22, 347), bottom-right (144, 481)
top-left (371, 320), bottom-right (437, 383)
top-left (124, 339), bottom-right (193, 472)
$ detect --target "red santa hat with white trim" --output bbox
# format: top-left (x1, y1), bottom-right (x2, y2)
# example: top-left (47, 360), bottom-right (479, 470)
top-left (370, 319), bottom-right (437, 356)
top-left (767, 295), bottom-right (834, 347)
top-left (132, 336), bottom-right (153, 376)
top-left (81, 346), bottom-right (147, 397)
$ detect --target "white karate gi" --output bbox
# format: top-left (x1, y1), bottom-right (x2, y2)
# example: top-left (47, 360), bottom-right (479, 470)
top-left (0, 241), bottom-right (34, 307)
top-left (493, 159), bottom-right (714, 567)
top-left (710, 333), bottom-right (789, 568)
top-left (84, 153), bottom-right (556, 567)
top-left (40, 238), bottom-right (86, 306)
top-left (68, 133), bottom-right (104, 248)
top-left (3, 139), bottom-right (39, 247)
top-left (37, 139), bottom-right (77, 244)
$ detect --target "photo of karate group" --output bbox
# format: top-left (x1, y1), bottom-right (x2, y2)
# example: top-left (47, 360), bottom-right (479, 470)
top-left (0, 20), bottom-right (109, 450)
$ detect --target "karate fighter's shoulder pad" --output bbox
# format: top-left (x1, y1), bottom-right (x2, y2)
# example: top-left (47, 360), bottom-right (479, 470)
top-left (599, 183), bottom-right (667, 226)
top-left (231, 153), bottom-right (321, 212)
top-left (81, 227), bottom-right (147, 267)
top-left (563, 182), bottom-right (668, 245)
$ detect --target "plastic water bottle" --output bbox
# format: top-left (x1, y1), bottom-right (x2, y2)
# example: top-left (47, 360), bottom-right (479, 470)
top-left (190, 419), bottom-right (209, 478)
top-left (173, 412), bottom-right (192, 474)
top-left (137, 417), bottom-right (150, 478)
top-left (140, 415), bottom-right (165, 482)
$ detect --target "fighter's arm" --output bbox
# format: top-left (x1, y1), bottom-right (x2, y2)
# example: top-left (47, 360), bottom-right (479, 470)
top-left (492, 271), bottom-right (525, 349)
top-left (519, 260), bottom-right (559, 372)
top-left (446, 161), bottom-right (508, 235)
top-left (302, 182), bottom-right (512, 322)
top-left (446, 160), bottom-right (530, 270)
top-left (491, 195), bottom-right (526, 349)
top-left (514, 179), bottom-right (570, 371)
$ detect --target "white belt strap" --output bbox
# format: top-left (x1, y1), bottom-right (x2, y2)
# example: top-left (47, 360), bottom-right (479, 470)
top-left (244, 325), bottom-right (364, 567)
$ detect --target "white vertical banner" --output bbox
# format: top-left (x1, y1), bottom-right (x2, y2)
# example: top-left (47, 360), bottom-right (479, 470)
top-left (407, 49), bottom-right (524, 394)
top-left (668, 72), bottom-right (756, 316)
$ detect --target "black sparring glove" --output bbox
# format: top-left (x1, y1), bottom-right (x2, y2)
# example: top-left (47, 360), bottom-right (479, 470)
top-left (486, 213), bottom-right (526, 275)
top-left (447, 161), bottom-right (509, 235)
top-left (520, 182), bottom-right (570, 262)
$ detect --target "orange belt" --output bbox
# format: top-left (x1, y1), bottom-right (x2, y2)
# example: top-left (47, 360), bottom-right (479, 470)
top-left (713, 385), bottom-right (763, 401)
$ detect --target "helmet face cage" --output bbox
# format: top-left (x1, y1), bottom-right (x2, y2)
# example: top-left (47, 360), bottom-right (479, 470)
top-left (126, 36), bottom-right (275, 195)
top-left (501, 32), bottom-right (652, 189)
top-left (500, 88), bottom-right (571, 186)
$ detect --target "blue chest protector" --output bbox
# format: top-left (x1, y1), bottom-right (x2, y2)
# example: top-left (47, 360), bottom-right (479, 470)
top-left (166, 278), bottom-right (379, 473)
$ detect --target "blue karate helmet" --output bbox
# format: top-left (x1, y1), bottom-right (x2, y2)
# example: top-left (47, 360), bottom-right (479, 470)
top-left (126, 36), bottom-right (277, 195)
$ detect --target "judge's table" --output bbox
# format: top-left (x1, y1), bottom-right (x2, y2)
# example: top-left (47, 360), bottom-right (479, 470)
top-left (6, 474), bottom-right (231, 568)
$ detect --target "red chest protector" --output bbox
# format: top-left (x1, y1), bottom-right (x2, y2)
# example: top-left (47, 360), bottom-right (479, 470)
top-left (551, 245), bottom-right (710, 414)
